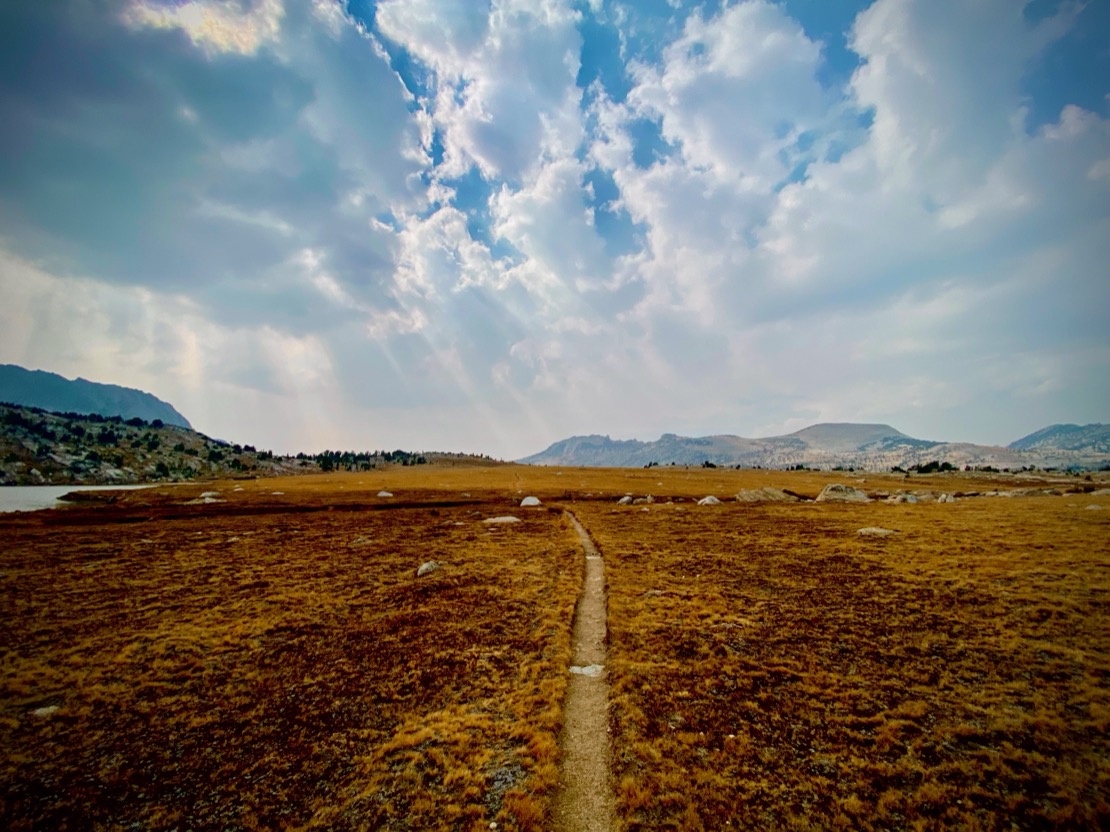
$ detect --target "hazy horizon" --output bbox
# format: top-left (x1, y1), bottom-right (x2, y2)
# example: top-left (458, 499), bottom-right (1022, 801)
top-left (1, 0), bottom-right (1107, 460)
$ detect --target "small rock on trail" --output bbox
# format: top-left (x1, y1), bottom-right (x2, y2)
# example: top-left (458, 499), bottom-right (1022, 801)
top-left (569, 664), bottom-right (605, 677)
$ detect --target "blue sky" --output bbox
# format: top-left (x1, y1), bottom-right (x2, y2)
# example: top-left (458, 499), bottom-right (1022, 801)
top-left (0, 0), bottom-right (1107, 457)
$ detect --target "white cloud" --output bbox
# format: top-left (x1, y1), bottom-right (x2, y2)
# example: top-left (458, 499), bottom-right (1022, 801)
top-left (629, 0), bottom-right (827, 189)
top-left (377, 0), bottom-right (584, 181)
top-left (492, 157), bottom-right (613, 295)
top-left (123, 0), bottom-right (285, 56)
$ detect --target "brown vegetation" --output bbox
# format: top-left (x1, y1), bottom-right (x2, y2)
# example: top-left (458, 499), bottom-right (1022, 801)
top-left (0, 475), bottom-right (581, 830)
top-left (574, 472), bottom-right (1110, 829)
top-left (2, 465), bottom-right (1107, 830)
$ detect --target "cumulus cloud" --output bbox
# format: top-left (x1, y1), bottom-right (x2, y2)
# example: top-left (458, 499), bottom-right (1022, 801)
top-left (0, 0), bottom-right (1106, 457)
top-left (377, 0), bottom-right (584, 181)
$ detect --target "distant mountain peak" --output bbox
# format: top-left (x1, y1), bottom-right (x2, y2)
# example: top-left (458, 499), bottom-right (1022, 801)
top-left (521, 421), bottom-right (1110, 470)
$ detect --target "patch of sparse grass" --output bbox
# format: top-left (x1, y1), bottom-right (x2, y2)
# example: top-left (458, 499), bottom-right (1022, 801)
top-left (575, 483), bottom-right (1110, 829)
top-left (0, 474), bottom-right (580, 830)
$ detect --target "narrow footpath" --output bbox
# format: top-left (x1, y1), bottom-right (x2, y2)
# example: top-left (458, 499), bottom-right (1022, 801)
top-left (552, 511), bottom-right (616, 832)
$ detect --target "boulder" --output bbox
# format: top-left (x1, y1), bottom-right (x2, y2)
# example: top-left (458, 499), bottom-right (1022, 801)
top-left (416, 561), bottom-right (442, 577)
top-left (816, 484), bottom-right (870, 503)
top-left (697, 496), bottom-right (722, 506)
top-left (617, 496), bottom-right (633, 505)
top-left (633, 496), bottom-right (654, 505)
top-left (734, 487), bottom-right (799, 503)
top-left (887, 493), bottom-right (918, 504)
top-left (520, 496), bottom-right (541, 507)
top-left (857, 527), bottom-right (897, 537)
top-left (377, 491), bottom-right (393, 498)
top-left (1086, 504), bottom-right (1103, 511)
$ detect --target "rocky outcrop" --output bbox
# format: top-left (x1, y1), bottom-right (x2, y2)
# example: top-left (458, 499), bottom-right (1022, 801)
top-left (815, 484), bottom-right (870, 503)
top-left (734, 487), bottom-right (800, 502)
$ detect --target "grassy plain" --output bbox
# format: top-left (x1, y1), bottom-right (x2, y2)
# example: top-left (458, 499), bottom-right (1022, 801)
top-left (1, 465), bottom-right (1107, 830)
top-left (0, 474), bottom-right (581, 831)
top-left (574, 470), bottom-right (1110, 830)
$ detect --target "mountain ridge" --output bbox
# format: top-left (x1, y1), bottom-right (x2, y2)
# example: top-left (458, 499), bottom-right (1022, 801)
top-left (0, 364), bottom-right (192, 429)
top-left (1008, 423), bottom-right (1110, 453)
top-left (520, 422), bottom-right (1110, 471)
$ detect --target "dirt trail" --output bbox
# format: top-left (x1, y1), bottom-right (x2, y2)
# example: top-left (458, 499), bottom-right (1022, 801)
top-left (552, 511), bottom-right (616, 832)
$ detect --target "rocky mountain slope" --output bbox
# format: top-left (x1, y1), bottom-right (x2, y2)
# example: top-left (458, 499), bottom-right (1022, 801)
top-left (521, 422), bottom-right (1110, 471)
top-left (0, 403), bottom-right (481, 486)
top-left (0, 364), bottom-right (191, 428)
top-left (1009, 423), bottom-right (1110, 453)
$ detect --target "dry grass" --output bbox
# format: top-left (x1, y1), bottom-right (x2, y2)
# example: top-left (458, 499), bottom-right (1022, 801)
top-left (572, 471), bottom-right (1110, 830)
top-left (0, 473), bottom-right (581, 830)
top-left (2, 465), bottom-right (1107, 830)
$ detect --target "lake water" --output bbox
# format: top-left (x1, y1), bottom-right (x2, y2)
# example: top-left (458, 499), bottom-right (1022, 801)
top-left (0, 485), bottom-right (153, 513)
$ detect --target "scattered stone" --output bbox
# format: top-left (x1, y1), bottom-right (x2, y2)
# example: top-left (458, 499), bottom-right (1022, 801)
top-left (520, 496), bottom-right (541, 507)
top-left (271, 491), bottom-right (284, 495)
top-left (815, 484), bottom-right (870, 503)
top-left (697, 496), bottom-right (722, 505)
top-left (1086, 504), bottom-right (1103, 511)
top-left (416, 561), bottom-right (442, 577)
top-left (857, 527), bottom-right (897, 537)
top-left (200, 491), bottom-right (220, 498)
top-left (377, 491), bottom-right (393, 498)
top-left (617, 496), bottom-right (633, 505)
top-left (185, 495), bottom-right (224, 505)
top-left (1093, 488), bottom-right (1110, 496)
top-left (937, 493), bottom-right (955, 503)
top-left (350, 536), bottom-right (372, 546)
top-left (483, 516), bottom-right (522, 524)
top-left (569, 664), bottom-right (605, 677)
top-left (633, 496), bottom-right (654, 505)
top-left (30, 705), bottom-right (59, 718)
top-left (886, 493), bottom-right (918, 504)
top-left (734, 487), bottom-right (800, 503)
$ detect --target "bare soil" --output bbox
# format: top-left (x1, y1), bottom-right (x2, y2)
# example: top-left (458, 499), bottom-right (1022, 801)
top-left (552, 513), bottom-right (615, 832)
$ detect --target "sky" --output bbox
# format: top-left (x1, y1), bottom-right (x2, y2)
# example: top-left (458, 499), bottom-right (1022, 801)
top-left (0, 0), bottom-right (1107, 458)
